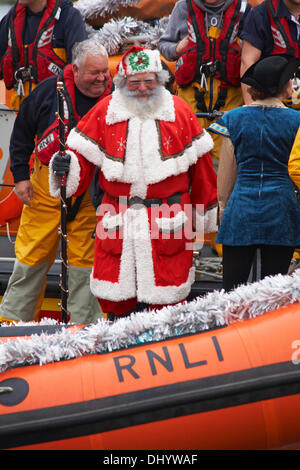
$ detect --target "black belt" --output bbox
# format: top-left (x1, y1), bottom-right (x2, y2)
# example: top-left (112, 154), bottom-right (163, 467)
top-left (107, 192), bottom-right (183, 207)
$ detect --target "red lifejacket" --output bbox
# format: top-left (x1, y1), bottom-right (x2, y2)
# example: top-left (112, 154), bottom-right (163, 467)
top-left (175, 0), bottom-right (246, 87)
top-left (36, 64), bottom-right (113, 165)
top-left (1, 0), bottom-right (66, 90)
top-left (267, 0), bottom-right (300, 56)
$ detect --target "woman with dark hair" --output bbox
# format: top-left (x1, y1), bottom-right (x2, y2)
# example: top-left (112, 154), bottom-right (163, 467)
top-left (208, 54), bottom-right (300, 292)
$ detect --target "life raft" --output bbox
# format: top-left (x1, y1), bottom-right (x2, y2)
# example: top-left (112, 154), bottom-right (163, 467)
top-left (1, 270), bottom-right (300, 451)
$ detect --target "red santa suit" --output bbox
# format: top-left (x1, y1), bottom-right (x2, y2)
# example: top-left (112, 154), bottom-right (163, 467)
top-left (49, 84), bottom-right (217, 315)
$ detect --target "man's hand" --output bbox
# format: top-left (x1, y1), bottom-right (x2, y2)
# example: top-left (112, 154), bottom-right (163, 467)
top-left (52, 152), bottom-right (71, 176)
top-left (176, 36), bottom-right (189, 56)
top-left (15, 180), bottom-right (33, 206)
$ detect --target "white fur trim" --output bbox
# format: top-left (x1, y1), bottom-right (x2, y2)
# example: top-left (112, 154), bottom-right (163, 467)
top-left (193, 205), bottom-right (218, 235)
top-left (67, 117), bottom-right (213, 186)
top-left (156, 211), bottom-right (188, 234)
top-left (66, 128), bottom-right (105, 168)
top-left (90, 207), bottom-right (194, 304)
top-left (102, 211), bottom-right (123, 232)
top-left (120, 48), bottom-right (163, 76)
top-left (49, 150), bottom-right (81, 198)
top-left (66, 90), bottom-right (213, 186)
top-left (204, 206), bottom-right (218, 233)
top-left (106, 88), bottom-right (175, 123)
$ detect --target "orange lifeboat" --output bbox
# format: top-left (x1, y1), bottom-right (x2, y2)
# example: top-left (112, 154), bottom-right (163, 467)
top-left (81, 0), bottom-right (263, 29)
top-left (1, 272), bottom-right (300, 451)
top-left (0, 91), bottom-right (20, 236)
top-left (0, 189), bottom-right (23, 228)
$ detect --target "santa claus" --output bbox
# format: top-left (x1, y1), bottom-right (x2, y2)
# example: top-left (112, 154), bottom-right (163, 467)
top-left (50, 46), bottom-right (217, 320)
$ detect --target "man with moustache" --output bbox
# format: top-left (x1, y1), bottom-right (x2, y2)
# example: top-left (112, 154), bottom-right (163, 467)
top-left (0, 0), bottom-right (87, 109)
top-left (49, 46), bottom-right (218, 321)
top-left (0, 39), bottom-right (113, 324)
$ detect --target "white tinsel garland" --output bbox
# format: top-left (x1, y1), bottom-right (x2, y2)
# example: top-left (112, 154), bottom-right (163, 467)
top-left (1, 269), bottom-right (300, 372)
top-left (75, 0), bottom-right (139, 20)
top-left (87, 17), bottom-right (168, 56)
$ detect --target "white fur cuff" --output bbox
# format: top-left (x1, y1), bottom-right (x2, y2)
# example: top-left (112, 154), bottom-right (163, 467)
top-left (49, 150), bottom-right (81, 198)
top-left (193, 205), bottom-right (218, 235)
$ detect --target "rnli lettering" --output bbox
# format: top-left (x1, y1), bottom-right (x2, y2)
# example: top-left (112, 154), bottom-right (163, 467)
top-left (48, 62), bottom-right (62, 76)
top-left (113, 335), bottom-right (224, 382)
top-left (147, 347), bottom-right (173, 375)
top-left (37, 133), bottom-right (54, 152)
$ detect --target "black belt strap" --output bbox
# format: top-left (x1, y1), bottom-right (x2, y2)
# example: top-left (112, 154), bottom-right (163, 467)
top-left (195, 85), bottom-right (228, 119)
top-left (66, 192), bottom-right (86, 222)
top-left (107, 192), bottom-right (183, 207)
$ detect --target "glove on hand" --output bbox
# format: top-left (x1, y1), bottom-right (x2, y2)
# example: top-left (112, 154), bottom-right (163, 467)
top-left (52, 152), bottom-right (71, 176)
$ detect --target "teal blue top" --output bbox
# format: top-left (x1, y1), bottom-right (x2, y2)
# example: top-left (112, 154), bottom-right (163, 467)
top-left (209, 104), bottom-right (300, 246)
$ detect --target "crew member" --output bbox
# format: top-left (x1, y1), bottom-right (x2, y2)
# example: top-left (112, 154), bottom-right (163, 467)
top-left (0, 0), bottom-right (87, 109)
top-left (158, 0), bottom-right (251, 163)
top-left (0, 39), bottom-right (113, 324)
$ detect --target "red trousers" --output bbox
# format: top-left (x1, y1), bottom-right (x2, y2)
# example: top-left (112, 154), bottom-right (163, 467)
top-left (99, 297), bottom-right (185, 317)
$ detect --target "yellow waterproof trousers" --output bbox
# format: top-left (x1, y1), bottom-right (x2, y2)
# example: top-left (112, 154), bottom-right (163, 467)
top-left (0, 157), bottom-right (103, 323)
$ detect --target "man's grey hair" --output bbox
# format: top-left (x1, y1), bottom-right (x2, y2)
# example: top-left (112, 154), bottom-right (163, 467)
top-left (72, 39), bottom-right (108, 66)
top-left (113, 68), bottom-right (170, 89)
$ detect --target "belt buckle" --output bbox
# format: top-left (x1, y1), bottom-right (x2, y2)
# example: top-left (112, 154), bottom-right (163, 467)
top-left (128, 196), bottom-right (144, 209)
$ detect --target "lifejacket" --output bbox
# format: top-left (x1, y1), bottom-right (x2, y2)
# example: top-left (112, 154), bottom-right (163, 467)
top-left (0, 0), bottom-right (66, 91)
top-left (35, 64), bottom-right (113, 166)
top-left (175, 0), bottom-right (247, 87)
top-left (267, 0), bottom-right (300, 56)
top-left (36, 64), bottom-right (113, 218)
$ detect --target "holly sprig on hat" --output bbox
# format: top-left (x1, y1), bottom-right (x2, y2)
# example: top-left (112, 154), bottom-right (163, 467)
top-left (129, 50), bottom-right (150, 72)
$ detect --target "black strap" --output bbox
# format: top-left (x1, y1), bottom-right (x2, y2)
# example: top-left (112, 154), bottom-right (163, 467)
top-left (195, 87), bottom-right (208, 113)
top-left (66, 192), bottom-right (86, 222)
top-left (10, 4), bottom-right (20, 78)
top-left (195, 85), bottom-right (227, 117)
top-left (214, 86), bottom-right (228, 111)
top-left (59, 72), bottom-right (77, 129)
top-left (187, 0), bottom-right (205, 83)
top-left (107, 192), bottom-right (183, 207)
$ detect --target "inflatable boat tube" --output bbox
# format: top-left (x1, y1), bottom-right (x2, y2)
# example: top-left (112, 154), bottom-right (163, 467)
top-left (1, 300), bottom-right (300, 450)
top-left (0, 189), bottom-right (23, 227)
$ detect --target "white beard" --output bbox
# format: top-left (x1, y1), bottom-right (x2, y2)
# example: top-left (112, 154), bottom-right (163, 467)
top-left (118, 85), bottom-right (166, 119)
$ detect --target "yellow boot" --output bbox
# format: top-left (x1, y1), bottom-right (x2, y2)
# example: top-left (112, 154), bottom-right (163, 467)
top-left (210, 232), bottom-right (223, 257)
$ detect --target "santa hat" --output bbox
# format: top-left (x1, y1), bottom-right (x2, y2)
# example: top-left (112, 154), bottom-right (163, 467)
top-left (116, 46), bottom-right (163, 77)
